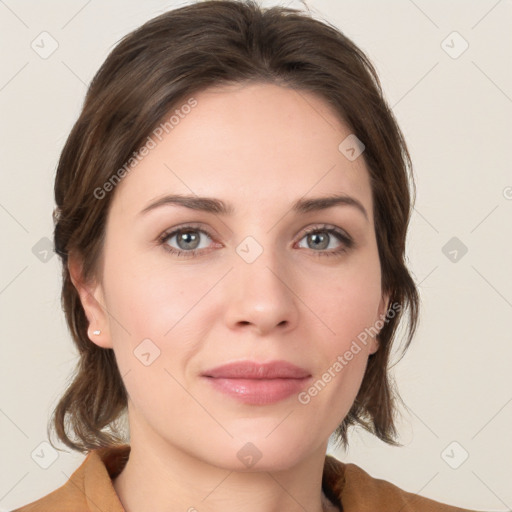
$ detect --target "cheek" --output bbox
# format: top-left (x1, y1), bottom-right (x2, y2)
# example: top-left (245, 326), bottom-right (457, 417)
top-left (292, 251), bottom-right (382, 416)
top-left (299, 284), bottom-right (379, 427)
top-left (100, 247), bottom-right (225, 390)
top-left (303, 250), bottom-right (383, 344)
top-left (102, 244), bottom-right (211, 339)
top-left (100, 259), bottom-right (203, 415)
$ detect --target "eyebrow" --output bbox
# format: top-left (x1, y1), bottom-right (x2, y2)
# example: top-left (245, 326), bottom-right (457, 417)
top-left (139, 193), bottom-right (368, 221)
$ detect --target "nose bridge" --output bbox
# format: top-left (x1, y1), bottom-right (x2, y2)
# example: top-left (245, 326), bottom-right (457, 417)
top-left (235, 233), bottom-right (289, 297)
top-left (223, 232), bottom-right (298, 333)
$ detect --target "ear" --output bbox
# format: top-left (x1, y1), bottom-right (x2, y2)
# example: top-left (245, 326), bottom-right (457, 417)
top-left (369, 291), bottom-right (390, 355)
top-left (68, 252), bottom-right (112, 349)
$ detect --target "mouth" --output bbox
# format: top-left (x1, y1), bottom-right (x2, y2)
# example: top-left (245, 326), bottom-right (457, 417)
top-left (202, 359), bottom-right (311, 379)
top-left (201, 360), bottom-right (312, 405)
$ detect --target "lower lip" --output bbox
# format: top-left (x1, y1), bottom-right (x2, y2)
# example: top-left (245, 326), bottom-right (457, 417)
top-left (203, 377), bottom-right (312, 405)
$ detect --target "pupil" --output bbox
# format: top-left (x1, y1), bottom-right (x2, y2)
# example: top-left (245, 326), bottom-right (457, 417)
top-left (178, 231), bottom-right (199, 249)
top-left (310, 232), bottom-right (328, 250)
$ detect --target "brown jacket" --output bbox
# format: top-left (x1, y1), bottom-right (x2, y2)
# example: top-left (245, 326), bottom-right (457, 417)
top-left (12, 444), bottom-right (480, 511)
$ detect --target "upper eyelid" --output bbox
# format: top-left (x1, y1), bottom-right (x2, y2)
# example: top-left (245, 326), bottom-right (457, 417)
top-left (300, 224), bottom-right (351, 238)
top-left (159, 224), bottom-right (214, 243)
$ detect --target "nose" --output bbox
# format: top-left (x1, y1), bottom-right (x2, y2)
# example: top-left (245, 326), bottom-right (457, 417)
top-left (222, 247), bottom-right (299, 336)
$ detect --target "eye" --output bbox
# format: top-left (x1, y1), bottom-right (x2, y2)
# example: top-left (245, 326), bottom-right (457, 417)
top-left (157, 223), bottom-right (353, 259)
top-left (296, 225), bottom-right (353, 257)
top-left (158, 224), bottom-right (216, 258)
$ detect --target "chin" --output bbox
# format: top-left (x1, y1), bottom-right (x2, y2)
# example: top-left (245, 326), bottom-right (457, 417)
top-left (199, 430), bottom-right (315, 473)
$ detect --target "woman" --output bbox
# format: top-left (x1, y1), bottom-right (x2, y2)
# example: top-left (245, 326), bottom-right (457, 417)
top-left (13, 1), bottom-right (482, 510)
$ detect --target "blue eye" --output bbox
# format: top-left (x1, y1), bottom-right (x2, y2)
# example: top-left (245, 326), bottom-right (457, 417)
top-left (157, 224), bottom-right (353, 258)
top-left (159, 225), bottom-right (214, 258)
top-left (297, 226), bottom-right (353, 257)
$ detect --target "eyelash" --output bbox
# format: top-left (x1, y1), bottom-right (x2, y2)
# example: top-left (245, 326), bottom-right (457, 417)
top-left (157, 223), bottom-right (353, 259)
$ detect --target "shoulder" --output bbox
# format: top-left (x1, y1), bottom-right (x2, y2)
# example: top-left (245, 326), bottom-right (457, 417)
top-left (10, 474), bottom-right (88, 512)
top-left (324, 455), bottom-right (482, 511)
top-left (10, 446), bottom-right (127, 512)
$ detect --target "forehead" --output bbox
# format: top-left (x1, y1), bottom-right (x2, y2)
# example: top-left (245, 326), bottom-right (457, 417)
top-left (110, 82), bottom-right (372, 219)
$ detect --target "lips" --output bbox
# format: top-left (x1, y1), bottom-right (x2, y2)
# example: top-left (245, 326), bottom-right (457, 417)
top-left (201, 360), bottom-right (312, 405)
top-left (201, 360), bottom-right (311, 379)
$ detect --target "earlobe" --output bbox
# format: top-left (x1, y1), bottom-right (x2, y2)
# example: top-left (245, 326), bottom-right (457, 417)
top-left (378, 292), bottom-right (391, 321)
top-left (369, 337), bottom-right (379, 355)
top-left (370, 291), bottom-right (391, 355)
top-left (67, 253), bottom-right (112, 349)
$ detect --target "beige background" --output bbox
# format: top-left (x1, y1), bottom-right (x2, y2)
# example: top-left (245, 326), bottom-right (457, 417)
top-left (1, 0), bottom-right (511, 510)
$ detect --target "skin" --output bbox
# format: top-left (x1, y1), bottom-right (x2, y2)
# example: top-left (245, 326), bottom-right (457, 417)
top-left (70, 82), bottom-right (389, 512)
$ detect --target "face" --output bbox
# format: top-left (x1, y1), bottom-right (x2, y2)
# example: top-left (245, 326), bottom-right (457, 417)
top-left (73, 82), bottom-right (388, 471)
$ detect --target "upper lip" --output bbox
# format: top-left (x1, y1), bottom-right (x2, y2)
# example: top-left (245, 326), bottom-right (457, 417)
top-left (202, 360), bottom-right (311, 379)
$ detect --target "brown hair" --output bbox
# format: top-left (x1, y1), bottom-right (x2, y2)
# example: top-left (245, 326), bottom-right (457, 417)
top-left (49, 0), bottom-right (419, 454)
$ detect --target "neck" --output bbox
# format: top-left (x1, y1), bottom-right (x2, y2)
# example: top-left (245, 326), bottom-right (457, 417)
top-left (112, 422), bottom-right (338, 512)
